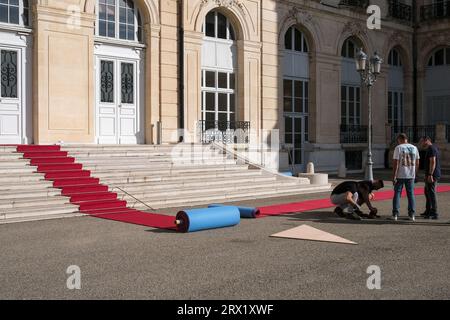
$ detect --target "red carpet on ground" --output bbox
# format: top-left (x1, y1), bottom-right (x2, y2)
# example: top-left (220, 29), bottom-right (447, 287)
top-left (257, 186), bottom-right (450, 216)
top-left (11, 144), bottom-right (450, 229)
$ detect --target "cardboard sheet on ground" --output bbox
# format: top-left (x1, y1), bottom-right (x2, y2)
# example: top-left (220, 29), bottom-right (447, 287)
top-left (270, 225), bottom-right (357, 245)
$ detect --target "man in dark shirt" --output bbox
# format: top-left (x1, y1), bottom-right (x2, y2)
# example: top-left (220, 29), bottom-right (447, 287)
top-left (419, 136), bottom-right (441, 219)
top-left (331, 180), bottom-right (385, 220)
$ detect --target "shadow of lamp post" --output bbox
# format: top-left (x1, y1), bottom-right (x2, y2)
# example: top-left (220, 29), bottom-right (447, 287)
top-left (355, 48), bottom-right (383, 181)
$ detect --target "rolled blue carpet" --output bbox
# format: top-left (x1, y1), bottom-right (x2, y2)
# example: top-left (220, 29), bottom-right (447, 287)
top-left (209, 204), bottom-right (260, 218)
top-left (176, 206), bottom-right (240, 233)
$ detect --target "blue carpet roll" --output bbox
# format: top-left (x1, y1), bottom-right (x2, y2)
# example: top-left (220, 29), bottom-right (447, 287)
top-left (176, 206), bottom-right (240, 233)
top-left (209, 204), bottom-right (260, 218)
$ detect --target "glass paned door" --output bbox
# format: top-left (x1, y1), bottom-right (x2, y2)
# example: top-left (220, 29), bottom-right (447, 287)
top-left (388, 90), bottom-right (404, 129)
top-left (200, 69), bottom-right (236, 142)
top-left (97, 57), bottom-right (140, 144)
top-left (0, 48), bottom-right (22, 144)
top-left (341, 85), bottom-right (361, 126)
top-left (283, 79), bottom-right (309, 170)
top-left (284, 115), bottom-right (308, 169)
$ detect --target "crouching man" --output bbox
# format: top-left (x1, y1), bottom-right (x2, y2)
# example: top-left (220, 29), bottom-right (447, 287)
top-left (331, 180), bottom-right (385, 220)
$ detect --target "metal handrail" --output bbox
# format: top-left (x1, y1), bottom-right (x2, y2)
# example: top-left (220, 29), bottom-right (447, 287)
top-left (198, 120), bottom-right (251, 144)
top-left (391, 125), bottom-right (436, 143)
top-left (389, 0), bottom-right (412, 22)
top-left (421, 1), bottom-right (450, 21)
top-left (110, 185), bottom-right (155, 211)
top-left (339, 0), bottom-right (369, 8)
top-left (340, 124), bottom-right (369, 144)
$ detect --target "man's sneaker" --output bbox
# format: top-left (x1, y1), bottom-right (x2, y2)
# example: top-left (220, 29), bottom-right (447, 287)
top-left (346, 212), bottom-right (362, 220)
top-left (391, 215), bottom-right (399, 221)
top-left (426, 215), bottom-right (439, 220)
top-left (420, 212), bottom-right (430, 218)
top-left (334, 207), bottom-right (345, 217)
top-left (409, 216), bottom-right (416, 222)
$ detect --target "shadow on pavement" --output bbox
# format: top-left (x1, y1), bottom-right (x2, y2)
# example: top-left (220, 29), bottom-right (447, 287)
top-left (281, 211), bottom-right (450, 227)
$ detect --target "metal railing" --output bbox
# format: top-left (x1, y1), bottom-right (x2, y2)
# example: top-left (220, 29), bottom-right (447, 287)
top-left (446, 124), bottom-right (450, 142)
top-left (197, 120), bottom-right (251, 144)
top-left (340, 124), bottom-right (368, 144)
top-left (389, 0), bottom-right (412, 23)
top-left (391, 126), bottom-right (436, 143)
top-left (339, 0), bottom-right (369, 8)
top-left (421, 1), bottom-right (450, 21)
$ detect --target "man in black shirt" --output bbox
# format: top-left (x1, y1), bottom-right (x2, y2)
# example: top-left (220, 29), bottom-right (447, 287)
top-left (331, 180), bottom-right (385, 220)
top-left (419, 136), bottom-right (441, 219)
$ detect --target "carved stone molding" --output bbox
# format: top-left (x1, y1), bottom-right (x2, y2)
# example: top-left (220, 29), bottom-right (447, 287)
top-left (420, 31), bottom-right (450, 52)
top-left (342, 21), bottom-right (365, 37)
top-left (286, 6), bottom-right (313, 25)
top-left (200, 0), bottom-right (245, 15)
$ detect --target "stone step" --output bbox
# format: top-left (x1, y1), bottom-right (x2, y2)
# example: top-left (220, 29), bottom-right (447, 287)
top-left (83, 163), bottom-right (250, 173)
top-left (0, 180), bottom-right (54, 191)
top-left (0, 146), bottom-right (18, 153)
top-left (120, 179), bottom-right (300, 202)
top-left (69, 155), bottom-right (229, 163)
top-left (110, 175), bottom-right (278, 193)
top-left (65, 150), bottom-right (224, 158)
top-left (0, 188), bottom-right (61, 201)
top-left (132, 184), bottom-right (331, 209)
top-left (121, 181), bottom-right (298, 201)
top-left (93, 169), bottom-right (264, 184)
top-left (0, 166), bottom-right (37, 174)
top-left (0, 212), bottom-right (85, 225)
top-left (0, 153), bottom-right (23, 160)
top-left (0, 159), bottom-right (30, 167)
top-left (0, 195), bottom-right (70, 209)
top-left (0, 172), bottom-right (45, 183)
top-left (0, 203), bottom-right (80, 222)
top-left (61, 144), bottom-right (210, 152)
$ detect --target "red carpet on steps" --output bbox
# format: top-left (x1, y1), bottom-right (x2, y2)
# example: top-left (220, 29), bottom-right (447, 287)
top-left (16, 145), bottom-right (176, 230)
top-left (13, 145), bottom-right (450, 230)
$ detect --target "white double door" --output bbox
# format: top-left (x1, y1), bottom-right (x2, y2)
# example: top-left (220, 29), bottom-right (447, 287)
top-left (0, 42), bottom-right (30, 144)
top-left (96, 52), bottom-right (143, 144)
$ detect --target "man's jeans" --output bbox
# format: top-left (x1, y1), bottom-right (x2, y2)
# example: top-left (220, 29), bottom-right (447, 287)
top-left (393, 179), bottom-right (416, 217)
top-left (424, 179), bottom-right (439, 217)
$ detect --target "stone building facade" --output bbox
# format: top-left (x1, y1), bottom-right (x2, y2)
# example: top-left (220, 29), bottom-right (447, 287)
top-left (0, 0), bottom-right (449, 173)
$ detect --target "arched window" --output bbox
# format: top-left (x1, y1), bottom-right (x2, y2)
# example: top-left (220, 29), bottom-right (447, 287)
top-left (203, 11), bottom-right (235, 40)
top-left (0, 0), bottom-right (30, 27)
top-left (284, 26), bottom-right (308, 53)
top-left (427, 48), bottom-right (450, 66)
top-left (425, 47), bottom-right (450, 125)
top-left (388, 48), bottom-right (403, 67)
top-left (200, 11), bottom-right (237, 140)
top-left (97, 0), bottom-right (143, 42)
top-left (341, 38), bottom-right (359, 59)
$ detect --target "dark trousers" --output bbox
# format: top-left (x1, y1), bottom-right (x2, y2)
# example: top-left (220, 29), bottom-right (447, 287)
top-left (424, 179), bottom-right (439, 216)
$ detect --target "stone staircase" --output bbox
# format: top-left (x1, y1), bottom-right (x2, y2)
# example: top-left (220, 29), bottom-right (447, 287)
top-left (0, 144), bottom-right (331, 224)
top-left (62, 144), bottom-right (331, 210)
top-left (0, 146), bottom-right (80, 224)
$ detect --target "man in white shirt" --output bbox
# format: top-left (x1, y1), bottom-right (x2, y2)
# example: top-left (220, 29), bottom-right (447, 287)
top-left (392, 133), bottom-right (420, 221)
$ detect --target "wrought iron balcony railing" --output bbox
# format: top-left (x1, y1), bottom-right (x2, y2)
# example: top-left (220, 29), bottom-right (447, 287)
top-left (339, 0), bottom-right (369, 9)
top-left (340, 124), bottom-right (368, 144)
top-left (197, 120), bottom-right (250, 144)
top-left (389, 0), bottom-right (412, 23)
top-left (391, 126), bottom-right (436, 143)
top-left (421, 1), bottom-right (450, 21)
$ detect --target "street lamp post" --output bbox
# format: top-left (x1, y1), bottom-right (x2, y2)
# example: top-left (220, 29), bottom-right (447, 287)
top-left (355, 48), bottom-right (383, 181)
